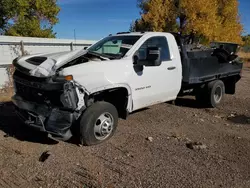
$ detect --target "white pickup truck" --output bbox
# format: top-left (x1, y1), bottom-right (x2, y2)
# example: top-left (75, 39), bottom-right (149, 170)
top-left (12, 32), bottom-right (243, 145)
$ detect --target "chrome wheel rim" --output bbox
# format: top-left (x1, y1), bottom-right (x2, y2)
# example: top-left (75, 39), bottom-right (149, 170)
top-left (214, 86), bottom-right (222, 103)
top-left (94, 112), bottom-right (114, 140)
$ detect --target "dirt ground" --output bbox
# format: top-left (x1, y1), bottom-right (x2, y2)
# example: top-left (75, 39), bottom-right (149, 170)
top-left (0, 68), bottom-right (250, 188)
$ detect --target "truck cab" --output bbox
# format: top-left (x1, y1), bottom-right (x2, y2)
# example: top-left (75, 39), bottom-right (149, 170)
top-left (11, 32), bottom-right (242, 146)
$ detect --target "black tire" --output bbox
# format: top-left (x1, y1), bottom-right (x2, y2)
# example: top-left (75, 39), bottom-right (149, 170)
top-left (79, 101), bottom-right (118, 146)
top-left (195, 80), bottom-right (225, 108)
top-left (207, 80), bottom-right (225, 108)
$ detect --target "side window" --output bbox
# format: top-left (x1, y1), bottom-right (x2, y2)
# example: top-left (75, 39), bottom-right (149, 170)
top-left (138, 36), bottom-right (170, 61)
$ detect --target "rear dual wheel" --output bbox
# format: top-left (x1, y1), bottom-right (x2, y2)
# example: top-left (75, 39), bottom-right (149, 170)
top-left (209, 80), bottom-right (224, 107)
top-left (195, 80), bottom-right (225, 108)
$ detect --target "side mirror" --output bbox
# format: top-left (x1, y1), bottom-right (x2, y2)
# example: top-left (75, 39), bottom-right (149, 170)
top-left (83, 46), bottom-right (88, 50)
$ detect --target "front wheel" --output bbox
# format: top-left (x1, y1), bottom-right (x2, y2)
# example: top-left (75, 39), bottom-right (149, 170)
top-left (79, 101), bottom-right (118, 146)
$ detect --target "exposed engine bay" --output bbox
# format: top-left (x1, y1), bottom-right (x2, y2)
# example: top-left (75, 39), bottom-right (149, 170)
top-left (60, 52), bottom-right (106, 69)
top-left (13, 49), bottom-right (111, 78)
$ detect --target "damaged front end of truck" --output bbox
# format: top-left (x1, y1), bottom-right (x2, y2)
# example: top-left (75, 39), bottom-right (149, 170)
top-left (12, 50), bottom-right (94, 141)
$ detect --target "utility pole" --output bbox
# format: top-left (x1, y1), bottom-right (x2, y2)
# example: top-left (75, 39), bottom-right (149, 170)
top-left (74, 29), bottom-right (76, 44)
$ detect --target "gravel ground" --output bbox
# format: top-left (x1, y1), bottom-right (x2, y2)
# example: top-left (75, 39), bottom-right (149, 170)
top-left (0, 68), bottom-right (250, 188)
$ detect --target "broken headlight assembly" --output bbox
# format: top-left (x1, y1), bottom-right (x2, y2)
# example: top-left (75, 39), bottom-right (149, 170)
top-left (61, 81), bottom-right (78, 109)
top-left (53, 75), bottom-right (85, 111)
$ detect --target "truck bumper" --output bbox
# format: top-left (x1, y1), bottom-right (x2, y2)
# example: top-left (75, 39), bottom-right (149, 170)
top-left (12, 95), bottom-right (74, 141)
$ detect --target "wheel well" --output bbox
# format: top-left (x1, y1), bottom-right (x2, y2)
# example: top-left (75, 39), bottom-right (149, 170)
top-left (88, 88), bottom-right (129, 119)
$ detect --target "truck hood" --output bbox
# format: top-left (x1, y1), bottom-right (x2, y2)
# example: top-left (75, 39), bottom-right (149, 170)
top-left (13, 49), bottom-right (88, 77)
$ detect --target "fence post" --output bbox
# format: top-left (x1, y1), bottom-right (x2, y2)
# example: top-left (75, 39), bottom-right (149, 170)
top-left (70, 42), bottom-right (74, 51)
top-left (20, 40), bottom-right (25, 56)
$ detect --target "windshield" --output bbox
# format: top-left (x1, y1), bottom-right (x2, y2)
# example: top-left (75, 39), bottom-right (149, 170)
top-left (87, 35), bottom-right (142, 59)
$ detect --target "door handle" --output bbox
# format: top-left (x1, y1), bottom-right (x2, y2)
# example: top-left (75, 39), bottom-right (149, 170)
top-left (167, 66), bottom-right (176, 70)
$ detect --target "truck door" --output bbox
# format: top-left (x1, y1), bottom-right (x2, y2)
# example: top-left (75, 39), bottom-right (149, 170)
top-left (130, 36), bottom-right (180, 111)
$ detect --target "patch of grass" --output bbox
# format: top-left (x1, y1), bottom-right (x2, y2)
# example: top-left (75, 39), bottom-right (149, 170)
top-left (0, 65), bottom-right (15, 102)
top-left (238, 51), bottom-right (250, 62)
top-left (0, 83), bottom-right (14, 102)
top-left (0, 95), bottom-right (12, 102)
top-left (238, 51), bottom-right (250, 68)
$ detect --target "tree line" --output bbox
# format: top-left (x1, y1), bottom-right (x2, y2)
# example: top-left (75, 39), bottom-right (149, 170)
top-left (0, 0), bottom-right (60, 38)
top-left (0, 0), bottom-right (249, 46)
top-left (131, 0), bottom-right (245, 45)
